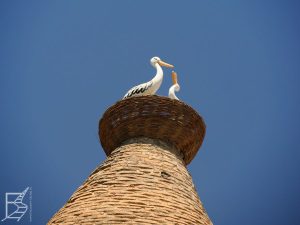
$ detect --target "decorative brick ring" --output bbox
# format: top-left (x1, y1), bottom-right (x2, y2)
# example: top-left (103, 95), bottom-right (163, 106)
top-left (99, 95), bottom-right (206, 165)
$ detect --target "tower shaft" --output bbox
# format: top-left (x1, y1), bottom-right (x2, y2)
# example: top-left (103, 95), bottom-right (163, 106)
top-left (48, 138), bottom-right (212, 224)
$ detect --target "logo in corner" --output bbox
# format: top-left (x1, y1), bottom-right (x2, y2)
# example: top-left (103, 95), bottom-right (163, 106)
top-left (2, 187), bottom-right (31, 222)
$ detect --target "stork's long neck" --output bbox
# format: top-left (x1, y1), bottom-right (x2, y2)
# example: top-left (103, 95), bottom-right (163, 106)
top-left (169, 85), bottom-right (179, 100)
top-left (151, 63), bottom-right (163, 89)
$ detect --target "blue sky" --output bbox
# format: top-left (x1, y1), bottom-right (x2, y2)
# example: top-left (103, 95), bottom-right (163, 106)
top-left (0, 1), bottom-right (300, 224)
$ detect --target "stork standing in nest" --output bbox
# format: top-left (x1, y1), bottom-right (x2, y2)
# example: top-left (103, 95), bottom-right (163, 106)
top-left (168, 71), bottom-right (180, 100)
top-left (123, 56), bottom-right (174, 99)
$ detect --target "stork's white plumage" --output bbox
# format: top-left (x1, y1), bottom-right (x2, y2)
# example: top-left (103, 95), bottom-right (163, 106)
top-left (168, 71), bottom-right (180, 100)
top-left (123, 56), bottom-right (174, 99)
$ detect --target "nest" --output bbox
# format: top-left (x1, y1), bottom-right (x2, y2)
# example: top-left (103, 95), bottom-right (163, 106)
top-left (98, 95), bottom-right (206, 165)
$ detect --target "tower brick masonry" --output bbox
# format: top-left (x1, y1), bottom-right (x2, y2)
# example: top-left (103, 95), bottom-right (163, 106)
top-left (48, 95), bottom-right (213, 225)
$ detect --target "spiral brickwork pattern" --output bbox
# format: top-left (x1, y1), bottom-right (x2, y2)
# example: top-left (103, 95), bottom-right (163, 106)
top-left (48, 138), bottom-right (212, 225)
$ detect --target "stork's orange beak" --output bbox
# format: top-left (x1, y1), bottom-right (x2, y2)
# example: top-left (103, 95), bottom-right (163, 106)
top-left (158, 60), bottom-right (174, 68)
top-left (172, 71), bottom-right (178, 84)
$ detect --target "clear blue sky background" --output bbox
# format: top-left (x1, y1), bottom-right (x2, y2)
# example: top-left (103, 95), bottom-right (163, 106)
top-left (1, 1), bottom-right (299, 224)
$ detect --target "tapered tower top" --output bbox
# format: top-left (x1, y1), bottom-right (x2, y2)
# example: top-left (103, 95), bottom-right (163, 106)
top-left (99, 95), bottom-right (206, 165)
top-left (48, 95), bottom-right (213, 224)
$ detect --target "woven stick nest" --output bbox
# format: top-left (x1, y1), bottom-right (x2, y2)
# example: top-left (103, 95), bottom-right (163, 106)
top-left (99, 95), bottom-right (206, 165)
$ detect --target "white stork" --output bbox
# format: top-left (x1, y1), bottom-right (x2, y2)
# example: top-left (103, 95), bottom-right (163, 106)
top-left (123, 56), bottom-right (174, 99)
top-left (168, 71), bottom-right (180, 100)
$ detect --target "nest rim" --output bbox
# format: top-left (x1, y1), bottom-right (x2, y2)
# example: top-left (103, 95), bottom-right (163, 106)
top-left (98, 95), bottom-right (206, 165)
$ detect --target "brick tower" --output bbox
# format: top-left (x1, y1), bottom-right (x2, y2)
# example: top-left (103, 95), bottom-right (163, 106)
top-left (48, 95), bottom-right (213, 224)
